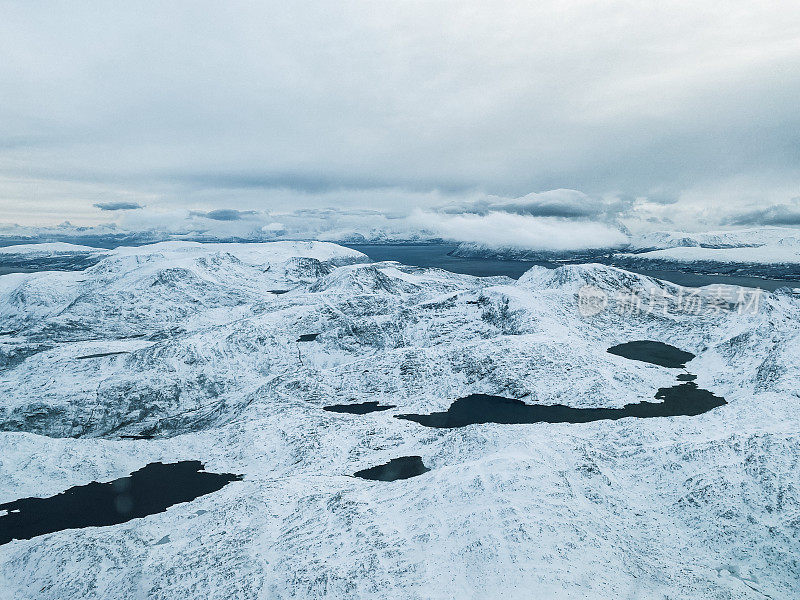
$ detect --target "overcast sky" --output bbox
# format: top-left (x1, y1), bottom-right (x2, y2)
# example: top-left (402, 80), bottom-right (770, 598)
top-left (1, 1), bottom-right (799, 245)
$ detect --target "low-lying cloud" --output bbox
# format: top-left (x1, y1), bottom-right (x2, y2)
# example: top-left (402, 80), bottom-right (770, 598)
top-left (93, 201), bottom-right (143, 211)
top-left (406, 210), bottom-right (629, 251)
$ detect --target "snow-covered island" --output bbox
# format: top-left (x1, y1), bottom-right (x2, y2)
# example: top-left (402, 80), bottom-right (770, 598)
top-left (0, 241), bottom-right (798, 599)
top-left (612, 245), bottom-right (800, 278)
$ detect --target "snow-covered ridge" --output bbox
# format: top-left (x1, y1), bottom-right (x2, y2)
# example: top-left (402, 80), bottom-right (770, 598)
top-left (0, 240), bottom-right (367, 264)
top-left (105, 240), bottom-right (367, 265)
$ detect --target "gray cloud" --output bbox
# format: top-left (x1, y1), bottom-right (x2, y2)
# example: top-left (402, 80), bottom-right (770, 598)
top-left (0, 3), bottom-right (799, 231)
top-left (189, 209), bottom-right (258, 221)
top-left (725, 201), bottom-right (800, 226)
top-left (441, 190), bottom-right (631, 220)
top-left (94, 201), bottom-right (143, 211)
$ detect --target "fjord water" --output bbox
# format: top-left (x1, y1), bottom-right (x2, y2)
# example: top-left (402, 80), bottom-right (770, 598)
top-left (343, 244), bottom-right (543, 278)
top-left (0, 461), bottom-right (241, 546)
top-left (344, 243), bottom-right (800, 289)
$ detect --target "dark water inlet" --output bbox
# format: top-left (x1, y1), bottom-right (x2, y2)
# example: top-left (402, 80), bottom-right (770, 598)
top-left (324, 401), bottom-right (396, 414)
top-left (354, 456), bottom-right (430, 481)
top-left (0, 461), bottom-right (241, 546)
top-left (76, 351), bottom-right (130, 360)
top-left (396, 383), bottom-right (726, 428)
top-left (607, 341), bottom-right (695, 368)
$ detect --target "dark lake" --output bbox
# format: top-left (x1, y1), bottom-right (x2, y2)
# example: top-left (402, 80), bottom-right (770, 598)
top-left (297, 333), bottom-right (319, 342)
top-left (607, 341), bottom-right (695, 368)
top-left (396, 383), bottom-right (726, 428)
top-left (0, 461), bottom-right (241, 546)
top-left (324, 401), bottom-right (396, 414)
top-left (353, 456), bottom-right (430, 481)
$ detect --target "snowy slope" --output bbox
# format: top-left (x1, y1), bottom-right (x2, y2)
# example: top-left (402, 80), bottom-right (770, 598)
top-left (0, 242), bottom-right (798, 599)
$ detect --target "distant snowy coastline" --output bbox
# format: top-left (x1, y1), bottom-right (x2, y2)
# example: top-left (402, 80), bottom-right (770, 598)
top-left (450, 227), bottom-right (800, 278)
top-left (4, 226), bottom-right (800, 279)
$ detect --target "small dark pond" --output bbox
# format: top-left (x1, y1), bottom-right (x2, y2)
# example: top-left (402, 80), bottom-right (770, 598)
top-left (677, 373), bottom-right (697, 381)
top-left (396, 384), bottom-right (726, 428)
top-left (607, 341), bottom-right (695, 368)
top-left (297, 334), bottom-right (319, 342)
top-left (76, 351), bottom-right (130, 360)
top-left (353, 456), bottom-right (430, 481)
top-left (269, 289), bottom-right (290, 295)
top-left (324, 401), bottom-right (396, 414)
top-left (0, 461), bottom-right (241, 546)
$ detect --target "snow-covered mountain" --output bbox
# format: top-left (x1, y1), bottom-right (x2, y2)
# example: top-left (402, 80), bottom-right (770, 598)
top-left (629, 227), bottom-right (800, 250)
top-left (1, 242), bottom-right (798, 599)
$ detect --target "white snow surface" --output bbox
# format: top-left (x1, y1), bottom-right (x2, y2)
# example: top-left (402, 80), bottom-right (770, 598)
top-left (0, 242), bottom-right (798, 599)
